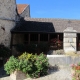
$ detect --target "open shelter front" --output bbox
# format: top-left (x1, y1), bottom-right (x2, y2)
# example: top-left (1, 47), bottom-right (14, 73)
top-left (10, 17), bottom-right (80, 55)
top-left (10, 32), bottom-right (63, 55)
top-left (10, 18), bottom-right (64, 55)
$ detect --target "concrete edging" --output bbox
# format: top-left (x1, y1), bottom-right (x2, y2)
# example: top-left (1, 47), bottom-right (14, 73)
top-left (47, 55), bottom-right (80, 66)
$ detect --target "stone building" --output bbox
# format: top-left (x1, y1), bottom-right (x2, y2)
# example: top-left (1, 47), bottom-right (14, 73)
top-left (0, 0), bottom-right (80, 54)
top-left (0, 0), bottom-right (30, 47)
top-left (17, 4), bottom-right (30, 18)
top-left (0, 0), bottom-right (17, 46)
top-left (11, 17), bottom-right (80, 54)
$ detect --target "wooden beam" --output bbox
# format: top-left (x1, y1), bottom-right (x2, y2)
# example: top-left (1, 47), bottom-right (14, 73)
top-left (10, 33), bottom-right (13, 55)
top-left (77, 34), bottom-right (78, 51)
top-left (48, 34), bottom-right (50, 42)
top-left (38, 34), bottom-right (40, 43)
top-left (57, 34), bottom-right (59, 44)
top-left (57, 34), bottom-right (59, 49)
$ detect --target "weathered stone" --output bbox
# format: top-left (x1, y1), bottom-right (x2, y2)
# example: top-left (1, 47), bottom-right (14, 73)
top-left (0, 0), bottom-right (17, 47)
top-left (64, 33), bottom-right (77, 37)
top-left (10, 71), bottom-right (26, 80)
top-left (63, 27), bottom-right (77, 32)
top-left (63, 27), bottom-right (77, 53)
top-left (47, 55), bottom-right (80, 66)
top-left (64, 43), bottom-right (76, 47)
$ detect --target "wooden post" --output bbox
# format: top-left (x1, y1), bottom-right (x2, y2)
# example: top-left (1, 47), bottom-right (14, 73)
top-left (57, 34), bottom-right (59, 49)
top-left (77, 34), bottom-right (78, 51)
top-left (48, 34), bottom-right (50, 51)
top-left (38, 34), bottom-right (40, 54)
top-left (38, 34), bottom-right (40, 44)
top-left (10, 33), bottom-right (13, 55)
top-left (58, 34), bottom-right (59, 41)
top-left (48, 34), bottom-right (50, 42)
top-left (28, 33), bottom-right (30, 44)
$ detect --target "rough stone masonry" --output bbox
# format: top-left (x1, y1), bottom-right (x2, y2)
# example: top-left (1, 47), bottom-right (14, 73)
top-left (0, 0), bottom-right (17, 47)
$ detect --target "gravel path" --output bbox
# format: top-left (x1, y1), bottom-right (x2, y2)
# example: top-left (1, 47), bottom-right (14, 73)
top-left (0, 66), bottom-right (72, 80)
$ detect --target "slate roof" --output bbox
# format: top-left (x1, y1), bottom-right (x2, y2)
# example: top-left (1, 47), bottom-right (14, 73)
top-left (17, 4), bottom-right (28, 14)
top-left (11, 17), bottom-right (80, 33)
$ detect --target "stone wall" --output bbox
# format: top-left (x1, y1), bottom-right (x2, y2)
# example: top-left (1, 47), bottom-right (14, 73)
top-left (0, 0), bottom-right (17, 47)
top-left (0, 20), bottom-right (15, 46)
top-left (63, 27), bottom-right (77, 53)
top-left (47, 55), bottom-right (80, 66)
top-left (0, 0), bottom-right (17, 19)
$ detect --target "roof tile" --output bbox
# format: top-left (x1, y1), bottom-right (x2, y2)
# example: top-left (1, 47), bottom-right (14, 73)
top-left (17, 4), bottom-right (28, 14)
top-left (11, 17), bottom-right (80, 33)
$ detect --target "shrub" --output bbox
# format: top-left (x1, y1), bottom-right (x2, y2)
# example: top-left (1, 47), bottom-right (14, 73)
top-left (18, 52), bottom-right (36, 61)
top-left (18, 52), bottom-right (37, 77)
top-left (4, 52), bottom-right (49, 78)
top-left (71, 63), bottom-right (80, 80)
top-left (4, 56), bottom-right (19, 74)
top-left (34, 53), bottom-right (49, 77)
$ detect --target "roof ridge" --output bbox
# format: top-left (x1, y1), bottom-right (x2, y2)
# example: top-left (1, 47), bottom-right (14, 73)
top-left (25, 17), bottom-right (80, 21)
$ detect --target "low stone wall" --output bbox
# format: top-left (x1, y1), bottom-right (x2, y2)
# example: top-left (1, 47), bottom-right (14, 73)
top-left (47, 55), bottom-right (80, 66)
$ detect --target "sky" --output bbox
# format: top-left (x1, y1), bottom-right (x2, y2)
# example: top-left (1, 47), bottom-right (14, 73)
top-left (16, 0), bottom-right (80, 20)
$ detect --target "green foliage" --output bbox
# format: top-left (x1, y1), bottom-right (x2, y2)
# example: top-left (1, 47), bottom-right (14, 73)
top-left (71, 63), bottom-right (80, 80)
top-left (4, 52), bottom-right (49, 78)
top-left (78, 62), bottom-right (80, 66)
top-left (4, 56), bottom-right (19, 74)
top-left (18, 52), bottom-right (36, 61)
top-left (18, 59), bottom-right (33, 73)
top-left (72, 70), bottom-right (80, 80)
top-left (34, 53), bottom-right (49, 77)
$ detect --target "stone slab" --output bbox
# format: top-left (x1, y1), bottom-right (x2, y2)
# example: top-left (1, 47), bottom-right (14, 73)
top-left (64, 38), bottom-right (76, 43)
top-left (47, 55), bottom-right (80, 66)
top-left (64, 33), bottom-right (77, 37)
top-left (64, 43), bottom-right (76, 47)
